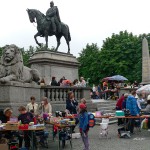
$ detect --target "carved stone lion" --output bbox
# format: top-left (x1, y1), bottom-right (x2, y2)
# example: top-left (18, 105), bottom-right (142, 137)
top-left (0, 44), bottom-right (40, 83)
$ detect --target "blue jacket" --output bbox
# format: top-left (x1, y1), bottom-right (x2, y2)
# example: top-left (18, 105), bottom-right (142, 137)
top-left (79, 112), bottom-right (89, 132)
top-left (126, 95), bottom-right (140, 116)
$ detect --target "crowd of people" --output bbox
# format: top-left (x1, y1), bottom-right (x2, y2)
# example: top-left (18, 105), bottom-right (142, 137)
top-left (0, 96), bottom-right (52, 149)
top-left (91, 80), bottom-right (140, 100)
top-left (39, 76), bottom-right (87, 87)
top-left (116, 90), bottom-right (150, 135)
top-left (1, 76), bottom-right (149, 150)
top-left (0, 92), bottom-right (90, 150)
top-left (90, 81), bottom-right (120, 100)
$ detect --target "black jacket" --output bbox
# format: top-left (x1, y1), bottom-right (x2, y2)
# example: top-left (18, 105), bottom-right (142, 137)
top-left (66, 99), bottom-right (78, 114)
top-left (51, 80), bottom-right (58, 86)
top-left (0, 110), bottom-right (8, 123)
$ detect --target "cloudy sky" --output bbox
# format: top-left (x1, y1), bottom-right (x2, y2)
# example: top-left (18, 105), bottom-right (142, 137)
top-left (0, 0), bottom-right (150, 56)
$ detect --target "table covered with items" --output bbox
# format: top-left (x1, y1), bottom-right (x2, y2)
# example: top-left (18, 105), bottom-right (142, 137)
top-left (44, 112), bottom-right (77, 150)
top-left (0, 120), bottom-right (45, 150)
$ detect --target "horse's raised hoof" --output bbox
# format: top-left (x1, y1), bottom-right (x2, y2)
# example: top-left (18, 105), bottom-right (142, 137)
top-left (38, 43), bottom-right (42, 47)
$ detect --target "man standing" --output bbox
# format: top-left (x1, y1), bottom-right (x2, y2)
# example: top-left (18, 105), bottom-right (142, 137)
top-left (46, 1), bottom-right (61, 33)
top-left (126, 90), bottom-right (140, 133)
top-left (26, 96), bottom-right (39, 115)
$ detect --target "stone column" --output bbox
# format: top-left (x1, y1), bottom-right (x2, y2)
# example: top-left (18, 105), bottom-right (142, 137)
top-left (141, 37), bottom-right (150, 84)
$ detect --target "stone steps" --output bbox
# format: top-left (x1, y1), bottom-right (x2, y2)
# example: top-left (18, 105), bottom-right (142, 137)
top-left (97, 106), bottom-right (115, 111)
top-left (96, 102), bottom-right (116, 106)
top-left (92, 99), bottom-right (117, 124)
top-left (51, 100), bottom-right (98, 113)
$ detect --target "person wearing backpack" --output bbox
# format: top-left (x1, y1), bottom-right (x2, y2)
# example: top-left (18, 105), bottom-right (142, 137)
top-left (79, 103), bottom-right (89, 150)
top-left (126, 90), bottom-right (140, 134)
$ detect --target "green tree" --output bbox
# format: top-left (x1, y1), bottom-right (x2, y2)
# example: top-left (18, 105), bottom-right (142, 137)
top-left (99, 31), bottom-right (141, 82)
top-left (78, 31), bottom-right (150, 84)
top-left (0, 47), bottom-right (3, 57)
top-left (78, 43), bottom-right (101, 84)
top-left (21, 46), bottom-right (36, 67)
top-left (36, 45), bottom-right (55, 51)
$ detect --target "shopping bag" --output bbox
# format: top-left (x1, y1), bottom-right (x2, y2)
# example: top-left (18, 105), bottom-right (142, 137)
top-left (141, 118), bottom-right (148, 129)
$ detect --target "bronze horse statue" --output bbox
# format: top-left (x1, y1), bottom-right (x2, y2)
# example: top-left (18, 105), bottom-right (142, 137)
top-left (27, 9), bottom-right (71, 53)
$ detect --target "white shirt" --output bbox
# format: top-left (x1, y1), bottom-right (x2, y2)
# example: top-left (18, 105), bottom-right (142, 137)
top-left (93, 86), bottom-right (96, 92)
top-left (26, 102), bottom-right (39, 115)
top-left (39, 103), bottom-right (52, 114)
top-left (80, 80), bottom-right (86, 87)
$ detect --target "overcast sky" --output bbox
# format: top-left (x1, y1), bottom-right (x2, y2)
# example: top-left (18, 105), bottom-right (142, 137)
top-left (0, 0), bottom-right (150, 57)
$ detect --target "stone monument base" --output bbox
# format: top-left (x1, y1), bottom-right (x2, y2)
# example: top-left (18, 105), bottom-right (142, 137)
top-left (140, 81), bottom-right (150, 85)
top-left (0, 82), bottom-right (41, 115)
top-left (29, 51), bottom-right (80, 84)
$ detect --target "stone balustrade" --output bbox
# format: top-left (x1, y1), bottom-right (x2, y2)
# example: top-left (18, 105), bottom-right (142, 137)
top-left (40, 86), bottom-right (92, 112)
top-left (0, 83), bottom-right (92, 114)
top-left (41, 86), bottom-right (91, 103)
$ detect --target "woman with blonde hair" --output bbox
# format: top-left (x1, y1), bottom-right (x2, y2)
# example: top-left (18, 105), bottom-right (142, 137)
top-left (39, 97), bottom-right (52, 114)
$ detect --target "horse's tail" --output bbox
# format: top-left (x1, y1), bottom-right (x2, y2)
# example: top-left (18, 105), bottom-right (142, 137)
top-left (66, 25), bottom-right (71, 41)
top-left (61, 22), bottom-right (71, 41)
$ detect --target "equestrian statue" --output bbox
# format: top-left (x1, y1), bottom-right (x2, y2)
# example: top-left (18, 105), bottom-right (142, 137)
top-left (27, 1), bottom-right (71, 53)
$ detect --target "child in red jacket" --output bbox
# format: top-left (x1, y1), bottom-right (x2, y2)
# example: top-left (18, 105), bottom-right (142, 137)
top-left (79, 103), bottom-right (89, 150)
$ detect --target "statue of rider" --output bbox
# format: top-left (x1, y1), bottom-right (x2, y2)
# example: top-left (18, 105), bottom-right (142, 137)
top-left (46, 1), bottom-right (61, 33)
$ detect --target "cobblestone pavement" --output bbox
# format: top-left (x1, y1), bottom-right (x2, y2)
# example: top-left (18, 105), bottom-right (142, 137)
top-left (39, 123), bottom-right (150, 150)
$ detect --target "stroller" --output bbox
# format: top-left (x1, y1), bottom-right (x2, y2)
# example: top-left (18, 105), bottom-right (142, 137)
top-left (100, 118), bottom-right (109, 138)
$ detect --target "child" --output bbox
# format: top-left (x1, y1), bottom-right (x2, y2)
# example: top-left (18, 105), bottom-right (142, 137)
top-left (80, 98), bottom-right (87, 106)
top-left (77, 98), bottom-right (87, 113)
top-left (30, 109), bottom-right (37, 125)
top-left (79, 103), bottom-right (89, 150)
top-left (18, 106), bottom-right (34, 149)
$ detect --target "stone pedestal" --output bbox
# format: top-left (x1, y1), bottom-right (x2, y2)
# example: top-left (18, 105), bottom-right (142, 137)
top-left (0, 82), bottom-right (41, 115)
top-left (29, 51), bottom-right (80, 84)
top-left (119, 87), bottom-right (138, 97)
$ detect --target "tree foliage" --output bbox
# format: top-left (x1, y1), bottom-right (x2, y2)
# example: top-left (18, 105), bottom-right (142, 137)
top-left (78, 43), bottom-right (101, 84)
top-left (78, 31), bottom-right (150, 84)
top-left (100, 31), bottom-right (140, 82)
top-left (21, 46), bottom-right (36, 67)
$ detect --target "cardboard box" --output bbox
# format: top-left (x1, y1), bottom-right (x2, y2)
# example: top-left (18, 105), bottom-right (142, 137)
top-left (5, 123), bottom-right (19, 130)
top-left (0, 144), bottom-right (8, 150)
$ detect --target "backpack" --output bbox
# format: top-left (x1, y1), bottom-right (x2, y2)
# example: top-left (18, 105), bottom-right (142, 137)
top-left (88, 113), bottom-right (95, 128)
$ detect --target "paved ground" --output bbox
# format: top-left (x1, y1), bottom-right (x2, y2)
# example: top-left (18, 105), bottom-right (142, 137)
top-left (39, 123), bottom-right (150, 150)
